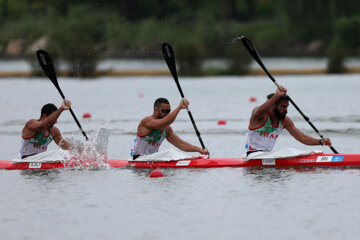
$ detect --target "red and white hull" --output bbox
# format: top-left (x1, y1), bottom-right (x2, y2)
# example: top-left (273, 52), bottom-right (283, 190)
top-left (0, 154), bottom-right (359, 170)
top-left (127, 154), bottom-right (359, 168)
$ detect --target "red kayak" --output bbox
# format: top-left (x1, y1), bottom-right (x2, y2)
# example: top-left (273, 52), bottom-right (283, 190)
top-left (1, 153), bottom-right (359, 170)
top-left (0, 159), bottom-right (128, 170)
top-left (127, 154), bottom-right (360, 168)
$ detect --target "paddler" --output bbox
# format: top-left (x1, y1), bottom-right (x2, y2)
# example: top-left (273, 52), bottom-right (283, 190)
top-left (21, 100), bottom-right (72, 159)
top-left (245, 86), bottom-right (332, 156)
top-left (131, 97), bottom-right (209, 159)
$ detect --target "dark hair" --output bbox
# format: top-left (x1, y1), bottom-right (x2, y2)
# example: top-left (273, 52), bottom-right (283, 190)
top-left (41, 103), bottom-right (57, 117)
top-left (267, 93), bottom-right (289, 105)
top-left (154, 98), bottom-right (169, 108)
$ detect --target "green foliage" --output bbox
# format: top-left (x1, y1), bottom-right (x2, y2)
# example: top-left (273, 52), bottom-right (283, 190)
top-left (333, 17), bottom-right (360, 48)
top-left (1, 0), bottom-right (360, 76)
top-left (327, 16), bottom-right (360, 73)
top-left (0, 17), bottom-right (47, 50)
top-left (47, 4), bottom-right (110, 76)
top-left (279, 0), bottom-right (360, 41)
top-left (0, 0), bottom-right (29, 19)
top-left (175, 43), bottom-right (205, 76)
top-left (327, 46), bottom-right (346, 73)
top-left (225, 42), bottom-right (251, 75)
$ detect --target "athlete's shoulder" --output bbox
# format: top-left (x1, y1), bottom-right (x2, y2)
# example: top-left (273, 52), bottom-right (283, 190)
top-left (140, 115), bottom-right (155, 123)
top-left (165, 125), bottom-right (173, 132)
top-left (23, 118), bottom-right (41, 131)
top-left (283, 115), bottom-right (293, 122)
top-left (50, 126), bottom-right (61, 135)
top-left (251, 106), bottom-right (268, 119)
top-left (25, 118), bottom-right (37, 125)
top-left (22, 119), bottom-right (40, 138)
top-left (283, 116), bottom-right (294, 128)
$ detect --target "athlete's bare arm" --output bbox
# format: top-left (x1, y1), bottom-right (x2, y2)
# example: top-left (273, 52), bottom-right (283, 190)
top-left (166, 126), bottom-right (209, 155)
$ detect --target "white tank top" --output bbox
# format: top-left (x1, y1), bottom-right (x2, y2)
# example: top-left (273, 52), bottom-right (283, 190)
top-left (245, 113), bottom-right (284, 152)
top-left (21, 130), bottom-right (53, 158)
top-left (132, 128), bottom-right (167, 156)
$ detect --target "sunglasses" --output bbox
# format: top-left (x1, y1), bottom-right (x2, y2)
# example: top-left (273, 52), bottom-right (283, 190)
top-left (158, 108), bottom-right (171, 114)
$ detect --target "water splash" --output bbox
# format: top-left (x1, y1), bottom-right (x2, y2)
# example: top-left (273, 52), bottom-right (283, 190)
top-left (61, 127), bottom-right (110, 169)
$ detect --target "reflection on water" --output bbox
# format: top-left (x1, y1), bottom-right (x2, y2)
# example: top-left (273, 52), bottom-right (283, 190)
top-left (130, 168), bottom-right (155, 178)
top-left (244, 168), bottom-right (297, 183)
top-left (244, 166), bottom-right (360, 183)
top-left (20, 169), bottom-right (61, 181)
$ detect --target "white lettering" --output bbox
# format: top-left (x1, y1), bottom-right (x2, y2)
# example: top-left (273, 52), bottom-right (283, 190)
top-left (29, 162), bottom-right (42, 169)
top-left (262, 159), bottom-right (275, 165)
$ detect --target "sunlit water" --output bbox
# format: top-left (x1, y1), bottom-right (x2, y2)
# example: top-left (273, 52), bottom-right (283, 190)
top-left (1, 74), bottom-right (360, 240)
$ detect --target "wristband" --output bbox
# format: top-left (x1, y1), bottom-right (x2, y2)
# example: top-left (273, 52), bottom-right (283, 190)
top-left (59, 138), bottom-right (65, 147)
top-left (319, 139), bottom-right (323, 146)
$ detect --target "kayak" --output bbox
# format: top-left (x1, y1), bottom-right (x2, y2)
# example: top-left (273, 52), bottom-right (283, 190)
top-left (0, 159), bottom-right (128, 170)
top-left (127, 154), bottom-right (360, 168)
top-left (1, 153), bottom-right (360, 170)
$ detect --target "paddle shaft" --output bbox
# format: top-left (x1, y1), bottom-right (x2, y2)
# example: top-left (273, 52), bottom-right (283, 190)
top-left (161, 43), bottom-right (206, 150)
top-left (175, 77), bottom-right (206, 150)
top-left (36, 50), bottom-right (89, 141)
top-left (240, 36), bottom-right (338, 154)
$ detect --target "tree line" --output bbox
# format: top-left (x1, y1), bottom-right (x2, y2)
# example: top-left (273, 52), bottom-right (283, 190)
top-left (0, 0), bottom-right (359, 76)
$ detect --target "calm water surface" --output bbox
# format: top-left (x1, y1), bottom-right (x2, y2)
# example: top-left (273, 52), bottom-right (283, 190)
top-left (1, 74), bottom-right (360, 240)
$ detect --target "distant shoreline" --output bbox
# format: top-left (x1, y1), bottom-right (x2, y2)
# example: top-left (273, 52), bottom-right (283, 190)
top-left (1, 67), bottom-right (360, 78)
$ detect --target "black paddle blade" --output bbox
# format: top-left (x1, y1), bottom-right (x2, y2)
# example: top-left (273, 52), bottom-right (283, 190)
top-left (239, 36), bottom-right (267, 70)
top-left (239, 37), bottom-right (258, 56)
top-left (161, 42), bottom-right (178, 80)
top-left (36, 50), bottom-right (60, 87)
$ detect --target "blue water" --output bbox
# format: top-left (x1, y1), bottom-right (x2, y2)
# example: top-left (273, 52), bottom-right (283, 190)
top-left (1, 74), bottom-right (360, 240)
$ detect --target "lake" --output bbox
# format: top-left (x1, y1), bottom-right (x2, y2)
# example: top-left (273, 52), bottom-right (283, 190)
top-left (1, 74), bottom-right (360, 240)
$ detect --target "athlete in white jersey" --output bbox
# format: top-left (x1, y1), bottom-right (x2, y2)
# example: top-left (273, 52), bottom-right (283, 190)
top-left (245, 86), bottom-right (332, 156)
top-left (21, 100), bottom-right (72, 158)
top-left (132, 98), bottom-right (209, 159)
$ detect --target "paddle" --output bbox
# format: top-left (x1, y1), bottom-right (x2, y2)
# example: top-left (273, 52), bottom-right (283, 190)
top-left (161, 42), bottom-right (206, 150)
top-left (237, 36), bottom-right (338, 154)
top-left (36, 50), bottom-right (89, 141)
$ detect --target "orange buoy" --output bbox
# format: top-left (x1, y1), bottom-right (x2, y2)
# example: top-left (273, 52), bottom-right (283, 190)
top-left (249, 97), bottom-right (257, 102)
top-left (150, 170), bottom-right (163, 178)
top-left (82, 112), bottom-right (91, 119)
top-left (217, 120), bottom-right (227, 125)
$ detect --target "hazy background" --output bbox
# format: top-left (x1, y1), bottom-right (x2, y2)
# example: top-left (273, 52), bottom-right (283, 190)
top-left (0, 0), bottom-right (359, 76)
